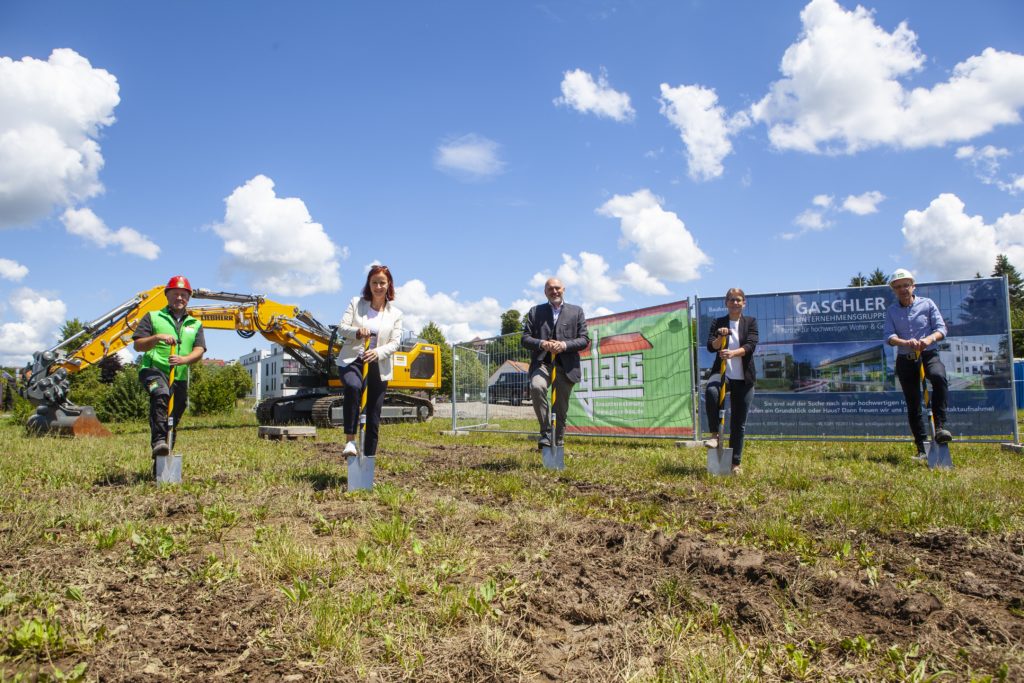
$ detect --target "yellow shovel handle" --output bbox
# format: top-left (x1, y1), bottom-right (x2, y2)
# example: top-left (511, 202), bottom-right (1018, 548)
top-left (359, 337), bottom-right (371, 412)
top-left (167, 343), bottom-right (177, 417)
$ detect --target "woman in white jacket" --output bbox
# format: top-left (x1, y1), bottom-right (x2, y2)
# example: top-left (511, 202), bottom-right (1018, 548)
top-left (337, 265), bottom-right (404, 456)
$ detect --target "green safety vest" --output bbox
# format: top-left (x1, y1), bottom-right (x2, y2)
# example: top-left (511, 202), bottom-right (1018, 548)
top-left (139, 307), bottom-right (202, 382)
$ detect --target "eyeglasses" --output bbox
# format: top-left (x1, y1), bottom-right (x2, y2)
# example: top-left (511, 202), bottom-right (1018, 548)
top-left (727, 298), bottom-right (744, 303)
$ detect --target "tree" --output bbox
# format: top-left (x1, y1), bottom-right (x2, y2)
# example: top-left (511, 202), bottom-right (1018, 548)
top-left (60, 318), bottom-right (86, 344)
top-left (98, 354), bottom-right (123, 384)
top-left (867, 268), bottom-right (889, 286)
top-left (992, 254), bottom-right (1024, 309)
top-left (221, 363), bottom-right (253, 399)
top-left (188, 362), bottom-right (242, 415)
top-left (848, 269), bottom-right (888, 287)
top-left (500, 309), bottom-right (522, 335)
top-left (418, 322), bottom-right (452, 397)
top-left (97, 365), bottom-right (149, 422)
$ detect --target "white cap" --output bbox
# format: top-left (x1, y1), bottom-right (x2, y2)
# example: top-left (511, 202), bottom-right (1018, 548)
top-left (889, 268), bottom-right (915, 285)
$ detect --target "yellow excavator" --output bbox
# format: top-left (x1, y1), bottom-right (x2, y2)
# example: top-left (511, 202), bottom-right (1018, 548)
top-left (20, 285), bottom-right (440, 435)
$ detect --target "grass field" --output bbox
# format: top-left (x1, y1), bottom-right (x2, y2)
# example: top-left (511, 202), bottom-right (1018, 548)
top-left (0, 410), bottom-right (1021, 681)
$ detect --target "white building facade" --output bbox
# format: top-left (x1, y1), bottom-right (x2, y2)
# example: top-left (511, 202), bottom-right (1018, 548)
top-left (238, 348), bottom-right (270, 399)
top-left (260, 344), bottom-right (303, 399)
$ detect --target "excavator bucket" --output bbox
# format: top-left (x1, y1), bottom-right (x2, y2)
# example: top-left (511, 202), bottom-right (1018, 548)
top-left (26, 404), bottom-right (112, 438)
top-left (67, 410), bottom-right (112, 438)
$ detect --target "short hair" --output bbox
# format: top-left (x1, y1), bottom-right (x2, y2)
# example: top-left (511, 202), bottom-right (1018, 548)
top-left (361, 265), bottom-right (395, 302)
top-left (725, 287), bottom-right (746, 301)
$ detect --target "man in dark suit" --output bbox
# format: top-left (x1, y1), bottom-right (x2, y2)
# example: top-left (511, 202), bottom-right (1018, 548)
top-left (522, 278), bottom-right (590, 448)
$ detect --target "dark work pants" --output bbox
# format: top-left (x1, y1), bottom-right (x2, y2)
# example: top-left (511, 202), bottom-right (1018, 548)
top-left (140, 368), bottom-right (187, 449)
top-left (705, 377), bottom-right (755, 466)
top-left (340, 360), bottom-right (389, 456)
top-left (895, 351), bottom-right (948, 446)
top-left (530, 363), bottom-right (574, 444)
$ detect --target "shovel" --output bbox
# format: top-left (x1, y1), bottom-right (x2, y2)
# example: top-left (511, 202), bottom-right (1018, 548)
top-left (349, 338), bottom-right (375, 491)
top-left (541, 355), bottom-right (564, 470)
top-left (155, 344), bottom-right (183, 484)
top-left (706, 354), bottom-right (733, 476)
top-left (919, 354), bottom-right (953, 470)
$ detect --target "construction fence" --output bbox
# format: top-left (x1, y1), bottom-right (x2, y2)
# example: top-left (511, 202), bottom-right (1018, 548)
top-left (451, 300), bottom-right (695, 439)
top-left (449, 277), bottom-right (1018, 444)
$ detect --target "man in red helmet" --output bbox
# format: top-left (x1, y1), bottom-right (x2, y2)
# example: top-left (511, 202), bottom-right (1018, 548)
top-left (132, 276), bottom-right (206, 460)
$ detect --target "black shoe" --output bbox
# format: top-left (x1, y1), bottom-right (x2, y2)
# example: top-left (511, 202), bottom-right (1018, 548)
top-left (152, 440), bottom-right (169, 457)
top-left (934, 428), bottom-right (952, 444)
top-left (913, 447), bottom-right (928, 462)
top-left (538, 435), bottom-right (551, 449)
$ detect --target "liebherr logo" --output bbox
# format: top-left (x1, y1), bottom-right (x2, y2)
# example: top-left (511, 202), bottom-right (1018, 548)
top-left (574, 353), bottom-right (644, 419)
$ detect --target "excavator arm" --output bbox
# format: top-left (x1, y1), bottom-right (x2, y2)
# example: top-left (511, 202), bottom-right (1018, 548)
top-left (21, 285), bottom-right (440, 434)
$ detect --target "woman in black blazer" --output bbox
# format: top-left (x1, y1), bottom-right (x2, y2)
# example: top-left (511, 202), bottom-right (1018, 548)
top-left (704, 287), bottom-right (758, 472)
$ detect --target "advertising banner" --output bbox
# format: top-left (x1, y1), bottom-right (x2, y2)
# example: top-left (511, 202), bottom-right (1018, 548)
top-left (567, 300), bottom-right (693, 437)
top-left (696, 279), bottom-right (1014, 440)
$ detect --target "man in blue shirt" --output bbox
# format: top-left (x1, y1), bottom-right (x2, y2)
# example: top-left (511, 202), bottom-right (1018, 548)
top-left (883, 268), bottom-right (953, 458)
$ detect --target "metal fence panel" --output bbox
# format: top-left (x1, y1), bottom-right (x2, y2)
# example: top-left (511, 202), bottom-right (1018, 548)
top-left (696, 278), bottom-right (1015, 441)
top-left (452, 299), bottom-right (696, 439)
top-left (451, 344), bottom-right (489, 431)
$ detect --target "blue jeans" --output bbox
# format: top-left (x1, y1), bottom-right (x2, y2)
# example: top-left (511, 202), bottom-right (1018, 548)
top-left (705, 378), bottom-right (755, 466)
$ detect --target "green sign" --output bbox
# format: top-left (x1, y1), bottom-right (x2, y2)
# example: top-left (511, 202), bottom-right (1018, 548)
top-left (567, 300), bottom-right (693, 437)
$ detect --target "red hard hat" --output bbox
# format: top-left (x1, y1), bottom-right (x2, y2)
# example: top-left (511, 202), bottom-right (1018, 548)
top-left (165, 275), bottom-right (192, 292)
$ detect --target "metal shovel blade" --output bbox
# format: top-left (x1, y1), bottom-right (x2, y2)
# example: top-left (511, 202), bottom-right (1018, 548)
top-left (707, 445), bottom-right (734, 476)
top-left (155, 453), bottom-right (183, 485)
top-left (926, 441), bottom-right (953, 470)
top-left (347, 455), bottom-right (375, 491)
top-left (542, 440), bottom-right (564, 470)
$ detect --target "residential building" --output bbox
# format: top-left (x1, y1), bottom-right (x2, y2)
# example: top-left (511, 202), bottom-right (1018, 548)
top-left (239, 348), bottom-right (269, 399)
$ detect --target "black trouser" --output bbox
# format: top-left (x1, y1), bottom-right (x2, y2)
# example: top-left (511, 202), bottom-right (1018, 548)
top-left (705, 377), bottom-right (755, 466)
top-left (895, 350), bottom-right (948, 446)
top-left (529, 363), bottom-right (574, 444)
top-left (140, 368), bottom-right (188, 449)
top-left (340, 360), bottom-right (389, 456)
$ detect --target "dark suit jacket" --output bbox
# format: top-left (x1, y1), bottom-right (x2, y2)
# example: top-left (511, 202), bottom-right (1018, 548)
top-left (706, 315), bottom-right (758, 384)
top-left (521, 302), bottom-right (590, 383)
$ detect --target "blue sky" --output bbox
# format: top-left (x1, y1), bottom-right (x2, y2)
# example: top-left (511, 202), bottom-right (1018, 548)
top-left (2, 0), bottom-right (1024, 365)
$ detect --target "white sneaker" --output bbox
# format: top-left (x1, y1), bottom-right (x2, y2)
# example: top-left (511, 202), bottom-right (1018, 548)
top-left (342, 440), bottom-right (358, 456)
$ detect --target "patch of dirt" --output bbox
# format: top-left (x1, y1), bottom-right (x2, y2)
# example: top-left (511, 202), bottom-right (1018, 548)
top-left (4, 438), bottom-right (1021, 681)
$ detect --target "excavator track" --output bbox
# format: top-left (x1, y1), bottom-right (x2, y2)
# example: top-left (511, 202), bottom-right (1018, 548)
top-left (382, 393), bottom-right (434, 423)
top-left (311, 394), bottom-right (344, 428)
top-left (255, 396), bottom-right (284, 425)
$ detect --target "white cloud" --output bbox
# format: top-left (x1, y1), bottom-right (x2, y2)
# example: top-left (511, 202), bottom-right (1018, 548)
top-left (751, 0), bottom-right (1024, 154)
top-left (842, 190), bottom-right (885, 215)
top-left (659, 83), bottom-right (750, 181)
top-left (509, 298), bottom-right (538, 318)
top-left (552, 252), bottom-right (622, 303)
top-left (955, 145), bottom-right (1021, 193)
top-left (0, 258), bottom-right (28, 281)
top-left (794, 209), bottom-right (830, 231)
top-left (60, 207), bottom-right (160, 259)
top-left (784, 188), bottom-right (883, 239)
top-left (396, 278), bottom-right (504, 343)
top-left (434, 134), bottom-right (505, 180)
top-left (622, 262), bottom-right (670, 296)
top-left (902, 193), bottom-right (1024, 279)
top-left (0, 49), bottom-right (119, 228)
top-left (0, 287), bottom-right (66, 365)
top-left (212, 175), bottom-right (342, 297)
top-left (554, 68), bottom-right (635, 122)
top-left (597, 189), bottom-right (710, 282)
